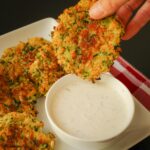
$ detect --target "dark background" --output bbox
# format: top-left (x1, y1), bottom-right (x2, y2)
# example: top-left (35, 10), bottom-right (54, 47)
top-left (0, 0), bottom-right (149, 149)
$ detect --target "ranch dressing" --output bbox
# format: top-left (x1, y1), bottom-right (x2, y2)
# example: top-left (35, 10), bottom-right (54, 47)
top-left (50, 77), bottom-right (130, 141)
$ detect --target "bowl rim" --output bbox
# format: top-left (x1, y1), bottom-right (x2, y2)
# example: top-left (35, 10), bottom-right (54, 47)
top-left (45, 73), bottom-right (135, 142)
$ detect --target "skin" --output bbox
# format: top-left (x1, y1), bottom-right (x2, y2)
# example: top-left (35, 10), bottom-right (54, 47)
top-left (89, 0), bottom-right (150, 40)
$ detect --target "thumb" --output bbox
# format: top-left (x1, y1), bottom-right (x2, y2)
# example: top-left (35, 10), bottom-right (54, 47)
top-left (89, 0), bottom-right (128, 19)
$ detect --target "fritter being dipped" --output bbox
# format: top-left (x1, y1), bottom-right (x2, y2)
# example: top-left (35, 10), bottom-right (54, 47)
top-left (52, 0), bottom-right (124, 81)
top-left (0, 112), bottom-right (55, 149)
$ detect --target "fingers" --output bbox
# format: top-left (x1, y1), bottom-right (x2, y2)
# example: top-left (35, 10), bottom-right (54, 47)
top-left (89, 0), bottom-right (128, 19)
top-left (116, 0), bottom-right (144, 27)
top-left (122, 0), bottom-right (150, 40)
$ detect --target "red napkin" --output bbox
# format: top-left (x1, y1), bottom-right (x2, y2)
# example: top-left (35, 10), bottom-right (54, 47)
top-left (111, 56), bottom-right (150, 110)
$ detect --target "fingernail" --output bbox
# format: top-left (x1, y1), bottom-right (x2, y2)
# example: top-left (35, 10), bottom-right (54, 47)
top-left (89, 2), bottom-right (104, 19)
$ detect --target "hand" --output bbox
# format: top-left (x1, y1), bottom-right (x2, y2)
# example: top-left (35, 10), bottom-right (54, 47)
top-left (89, 0), bottom-right (150, 40)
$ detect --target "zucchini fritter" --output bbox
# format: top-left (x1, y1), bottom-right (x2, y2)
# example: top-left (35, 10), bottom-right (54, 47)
top-left (0, 112), bottom-right (55, 150)
top-left (0, 37), bottom-right (49, 81)
top-left (52, 0), bottom-right (124, 80)
top-left (0, 76), bottom-right (37, 116)
top-left (0, 38), bottom-right (64, 104)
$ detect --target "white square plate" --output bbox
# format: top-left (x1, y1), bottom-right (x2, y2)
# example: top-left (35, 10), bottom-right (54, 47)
top-left (0, 18), bottom-right (150, 150)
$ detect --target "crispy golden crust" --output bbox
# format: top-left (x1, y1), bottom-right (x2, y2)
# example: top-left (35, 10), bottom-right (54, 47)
top-left (0, 76), bottom-right (37, 116)
top-left (0, 112), bottom-right (43, 129)
top-left (0, 38), bottom-right (64, 103)
top-left (0, 38), bottom-right (49, 81)
top-left (77, 0), bottom-right (97, 9)
top-left (10, 78), bottom-right (38, 104)
top-left (0, 76), bottom-right (9, 92)
top-left (0, 37), bottom-right (49, 81)
top-left (0, 112), bottom-right (55, 150)
top-left (0, 91), bottom-right (37, 117)
top-left (0, 129), bottom-right (55, 150)
top-left (52, 0), bottom-right (124, 80)
top-left (29, 43), bottom-right (65, 95)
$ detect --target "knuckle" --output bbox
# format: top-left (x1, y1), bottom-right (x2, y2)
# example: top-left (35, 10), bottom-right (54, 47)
top-left (116, 15), bottom-right (126, 27)
top-left (124, 3), bottom-right (134, 13)
top-left (105, 0), bottom-right (115, 9)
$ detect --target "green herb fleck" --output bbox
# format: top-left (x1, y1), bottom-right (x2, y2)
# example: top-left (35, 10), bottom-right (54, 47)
top-left (0, 136), bottom-right (4, 141)
top-left (13, 99), bottom-right (21, 108)
top-left (41, 143), bottom-right (48, 148)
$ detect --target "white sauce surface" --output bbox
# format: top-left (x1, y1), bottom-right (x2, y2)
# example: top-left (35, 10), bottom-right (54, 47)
top-left (50, 78), bottom-right (129, 140)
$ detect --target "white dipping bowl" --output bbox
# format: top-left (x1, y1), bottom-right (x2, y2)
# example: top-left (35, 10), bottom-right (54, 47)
top-left (45, 74), bottom-right (135, 150)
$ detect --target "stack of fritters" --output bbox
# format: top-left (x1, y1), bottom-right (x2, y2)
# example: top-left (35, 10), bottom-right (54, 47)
top-left (0, 38), bottom-right (65, 149)
top-left (52, 0), bottom-right (124, 81)
top-left (0, 112), bottom-right (55, 149)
